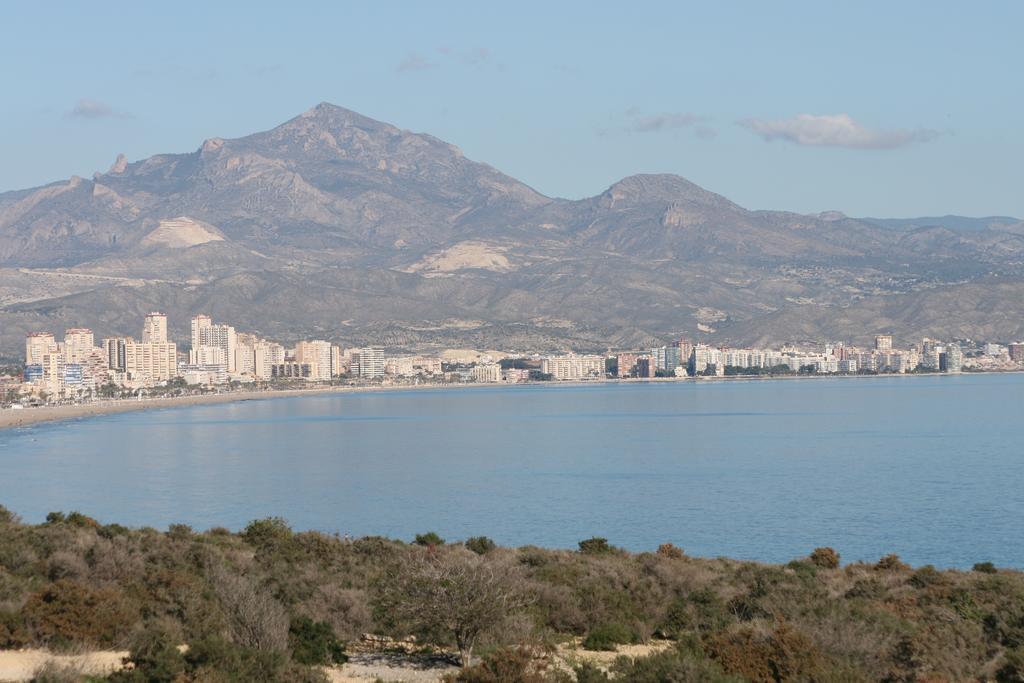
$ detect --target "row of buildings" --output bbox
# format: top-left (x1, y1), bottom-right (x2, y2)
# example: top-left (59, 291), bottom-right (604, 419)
top-left (20, 313), bottom-right (409, 398)
top-left (536, 335), bottom-right (977, 381)
top-left (13, 315), bottom-right (1024, 399)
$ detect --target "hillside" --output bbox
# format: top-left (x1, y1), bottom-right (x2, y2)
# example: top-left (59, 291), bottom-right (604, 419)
top-left (0, 507), bottom-right (1022, 682)
top-left (2, 103), bottom-right (1023, 354)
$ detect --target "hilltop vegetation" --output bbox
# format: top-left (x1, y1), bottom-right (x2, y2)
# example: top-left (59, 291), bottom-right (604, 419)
top-left (1, 506), bottom-right (1023, 681)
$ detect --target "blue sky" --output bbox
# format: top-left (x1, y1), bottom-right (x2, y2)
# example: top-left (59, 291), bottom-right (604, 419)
top-left (2, 1), bottom-right (1022, 217)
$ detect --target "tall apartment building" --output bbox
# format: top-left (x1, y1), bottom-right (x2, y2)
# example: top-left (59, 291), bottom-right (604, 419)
top-left (875, 335), bottom-right (893, 351)
top-left (1010, 343), bottom-right (1024, 363)
top-left (142, 312), bottom-right (168, 343)
top-left (295, 340), bottom-right (333, 380)
top-left (103, 337), bottom-right (129, 371)
top-left (25, 333), bottom-right (58, 366)
top-left (617, 353), bottom-right (640, 378)
top-left (541, 354), bottom-right (605, 380)
top-left (352, 348), bottom-right (385, 379)
top-left (191, 318), bottom-right (237, 373)
top-left (125, 340), bottom-right (178, 384)
top-left (651, 346), bottom-right (682, 372)
top-left (62, 329), bottom-right (95, 364)
top-left (234, 340), bottom-right (256, 376)
top-left (190, 315), bottom-right (212, 350)
top-left (941, 344), bottom-right (963, 374)
top-left (253, 341), bottom-right (286, 379)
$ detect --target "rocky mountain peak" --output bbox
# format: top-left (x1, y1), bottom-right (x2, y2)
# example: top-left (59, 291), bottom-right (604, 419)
top-left (108, 154), bottom-right (129, 174)
top-left (602, 173), bottom-right (737, 210)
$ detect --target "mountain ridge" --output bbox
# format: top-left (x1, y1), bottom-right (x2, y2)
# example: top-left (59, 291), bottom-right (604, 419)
top-left (1, 102), bottom-right (1023, 355)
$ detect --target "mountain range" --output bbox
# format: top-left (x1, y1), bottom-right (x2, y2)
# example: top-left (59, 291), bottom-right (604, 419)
top-left (1, 102), bottom-right (1023, 356)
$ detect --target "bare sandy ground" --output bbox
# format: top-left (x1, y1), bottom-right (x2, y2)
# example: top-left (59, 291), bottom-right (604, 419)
top-left (0, 649), bottom-right (127, 681)
top-left (324, 652), bottom-right (459, 682)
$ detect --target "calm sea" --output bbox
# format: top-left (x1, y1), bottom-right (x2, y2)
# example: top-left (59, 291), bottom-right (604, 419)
top-left (1, 374), bottom-right (1021, 568)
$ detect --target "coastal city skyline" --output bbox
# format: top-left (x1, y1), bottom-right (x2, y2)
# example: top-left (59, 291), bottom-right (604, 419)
top-left (6, 309), bottom-right (1024, 404)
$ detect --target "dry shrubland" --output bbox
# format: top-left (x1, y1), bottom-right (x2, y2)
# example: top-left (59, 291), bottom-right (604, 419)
top-left (1, 506), bottom-right (1023, 682)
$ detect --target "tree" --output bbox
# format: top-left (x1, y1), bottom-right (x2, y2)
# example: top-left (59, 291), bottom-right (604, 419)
top-left (376, 548), bottom-right (530, 667)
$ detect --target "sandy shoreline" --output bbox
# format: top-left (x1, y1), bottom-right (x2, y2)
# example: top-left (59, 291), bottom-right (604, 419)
top-left (0, 370), bottom-right (1014, 432)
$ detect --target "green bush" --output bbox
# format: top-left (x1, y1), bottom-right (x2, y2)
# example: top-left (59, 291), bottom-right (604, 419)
top-left (610, 644), bottom-right (741, 683)
top-left (243, 517), bottom-right (293, 548)
top-left (288, 616), bottom-right (347, 665)
top-left (414, 531), bottom-right (445, 546)
top-left (0, 610), bottom-right (29, 648)
top-left (109, 622), bottom-right (187, 683)
top-left (909, 565), bottom-right (944, 589)
top-left (574, 661), bottom-right (610, 682)
top-left (465, 536), bottom-right (497, 555)
top-left (444, 646), bottom-right (552, 683)
top-left (578, 537), bottom-right (612, 554)
top-left (997, 646), bottom-right (1024, 683)
top-left (0, 505), bottom-right (18, 525)
top-left (974, 561), bottom-right (998, 574)
top-left (582, 623), bottom-right (636, 651)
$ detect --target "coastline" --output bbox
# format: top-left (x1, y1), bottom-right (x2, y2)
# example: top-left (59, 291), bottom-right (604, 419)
top-left (0, 369), bottom-right (1015, 432)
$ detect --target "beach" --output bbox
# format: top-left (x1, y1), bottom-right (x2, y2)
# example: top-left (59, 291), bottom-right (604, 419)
top-left (0, 387), bottom-right (339, 431)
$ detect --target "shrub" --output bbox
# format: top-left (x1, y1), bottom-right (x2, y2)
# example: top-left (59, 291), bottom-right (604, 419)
top-left (0, 610), bottom-right (29, 648)
top-left (974, 561), bottom-right (998, 574)
top-left (708, 622), bottom-right (820, 683)
top-left (578, 537), bottom-right (612, 555)
top-left (98, 523), bottom-right (129, 539)
top-left (808, 547), bottom-right (840, 569)
top-left (875, 554), bottom-right (910, 571)
top-left (44, 512), bottom-right (65, 525)
top-left (22, 579), bottom-right (136, 647)
top-left (414, 531), bottom-right (445, 547)
top-left (288, 616), bottom-right (347, 665)
top-left (28, 659), bottom-right (86, 683)
top-left (909, 565), bottom-right (944, 589)
top-left (243, 517), bottom-right (293, 548)
top-left (444, 646), bottom-right (552, 682)
top-left (110, 621), bottom-right (187, 683)
top-left (167, 523), bottom-right (193, 539)
top-left (996, 646), bottom-right (1024, 683)
top-left (64, 512), bottom-right (99, 529)
top-left (582, 622), bottom-right (636, 651)
top-left (0, 505), bottom-right (19, 525)
top-left (465, 536), bottom-right (497, 555)
top-left (610, 644), bottom-right (742, 683)
top-left (656, 543), bottom-right (684, 559)
top-left (574, 661), bottom-right (610, 682)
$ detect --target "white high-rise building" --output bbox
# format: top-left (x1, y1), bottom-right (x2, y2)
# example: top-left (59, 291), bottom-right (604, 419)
top-left (192, 322), bottom-right (237, 373)
top-left (62, 329), bottom-right (95, 364)
top-left (190, 315), bottom-right (212, 352)
top-left (124, 340), bottom-right (178, 385)
top-left (254, 341), bottom-right (286, 379)
top-left (142, 312), bottom-right (168, 343)
top-left (295, 340), bottom-right (333, 380)
top-left (25, 332), bottom-right (58, 366)
top-left (353, 348), bottom-right (385, 379)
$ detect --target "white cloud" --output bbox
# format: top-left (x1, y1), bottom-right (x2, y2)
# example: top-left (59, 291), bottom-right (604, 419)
top-left (67, 98), bottom-right (125, 119)
top-left (741, 113), bottom-right (938, 150)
